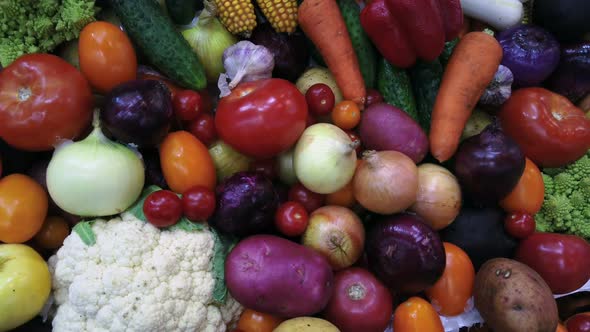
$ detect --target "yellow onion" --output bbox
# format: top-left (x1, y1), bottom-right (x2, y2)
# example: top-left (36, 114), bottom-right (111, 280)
top-left (208, 140), bottom-right (252, 182)
top-left (409, 164), bottom-right (462, 230)
top-left (294, 123), bottom-right (358, 194)
top-left (180, 0), bottom-right (237, 83)
top-left (353, 150), bottom-right (418, 214)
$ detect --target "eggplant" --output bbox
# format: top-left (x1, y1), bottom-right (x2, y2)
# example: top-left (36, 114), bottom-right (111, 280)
top-left (210, 171), bottom-right (280, 237)
top-left (365, 213), bottom-right (445, 294)
top-left (545, 43), bottom-right (590, 103)
top-left (101, 80), bottom-right (174, 148)
top-left (454, 121), bottom-right (525, 207)
top-left (533, 0), bottom-right (590, 42)
top-left (440, 207), bottom-right (519, 270)
top-left (496, 24), bottom-right (560, 87)
top-left (249, 23), bottom-right (310, 82)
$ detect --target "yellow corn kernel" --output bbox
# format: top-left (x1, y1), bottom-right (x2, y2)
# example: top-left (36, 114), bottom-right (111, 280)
top-left (256, 0), bottom-right (298, 33)
top-left (215, 0), bottom-right (257, 37)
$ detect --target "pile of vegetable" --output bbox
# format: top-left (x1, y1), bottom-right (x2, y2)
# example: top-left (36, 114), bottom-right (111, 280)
top-left (0, 0), bottom-right (589, 332)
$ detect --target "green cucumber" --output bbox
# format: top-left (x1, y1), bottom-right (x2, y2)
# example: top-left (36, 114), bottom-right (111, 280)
top-left (337, 0), bottom-right (377, 88)
top-left (376, 58), bottom-right (417, 121)
top-left (409, 59), bottom-right (444, 134)
top-left (166, 0), bottom-right (201, 25)
top-left (440, 38), bottom-right (459, 67)
top-left (111, 0), bottom-right (207, 90)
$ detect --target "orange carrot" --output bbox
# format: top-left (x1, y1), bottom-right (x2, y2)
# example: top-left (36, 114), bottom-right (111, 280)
top-left (429, 31), bottom-right (503, 162)
top-left (298, 0), bottom-right (366, 108)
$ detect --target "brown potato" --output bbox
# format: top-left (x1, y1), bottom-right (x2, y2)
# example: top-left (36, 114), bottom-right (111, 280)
top-left (474, 258), bottom-right (558, 332)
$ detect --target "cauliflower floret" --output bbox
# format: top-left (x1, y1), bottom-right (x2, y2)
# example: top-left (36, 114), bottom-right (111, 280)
top-left (48, 212), bottom-right (242, 332)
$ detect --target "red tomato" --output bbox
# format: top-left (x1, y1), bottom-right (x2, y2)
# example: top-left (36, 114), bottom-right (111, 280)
top-left (0, 174), bottom-right (49, 243)
top-left (504, 212), bottom-right (536, 239)
top-left (79, 21), bottom-right (137, 93)
top-left (323, 267), bottom-right (393, 332)
top-left (160, 131), bottom-right (217, 194)
top-left (566, 313), bottom-right (590, 332)
top-left (365, 89), bottom-right (384, 108)
top-left (237, 309), bottom-right (284, 332)
top-left (306, 83), bottom-right (335, 115)
top-left (0, 54), bottom-right (93, 151)
top-left (143, 190), bottom-right (183, 228)
top-left (215, 78), bottom-right (308, 158)
top-left (181, 186), bottom-right (216, 222)
top-left (275, 201), bottom-right (309, 237)
top-left (425, 243), bottom-right (475, 316)
top-left (516, 232), bottom-right (590, 294)
top-left (499, 88), bottom-right (590, 168)
top-left (249, 159), bottom-right (279, 181)
top-left (393, 297), bottom-right (444, 332)
top-left (499, 158), bottom-right (545, 214)
top-left (173, 90), bottom-right (204, 121)
top-left (187, 113), bottom-right (217, 147)
top-left (287, 183), bottom-right (326, 213)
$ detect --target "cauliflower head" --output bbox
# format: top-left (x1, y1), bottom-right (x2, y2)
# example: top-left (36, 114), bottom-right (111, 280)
top-left (48, 212), bottom-right (242, 332)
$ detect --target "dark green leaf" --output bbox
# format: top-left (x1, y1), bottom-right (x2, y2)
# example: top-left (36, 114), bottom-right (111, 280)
top-left (209, 228), bottom-right (237, 306)
top-left (73, 221), bottom-right (96, 246)
top-left (168, 219), bottom-right (205, 232)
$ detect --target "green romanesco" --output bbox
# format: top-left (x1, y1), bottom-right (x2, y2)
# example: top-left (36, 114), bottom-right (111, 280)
top-left (535, 151), bottom-right (590, 239)
top-left (0, 0), bottom-right (98, 67)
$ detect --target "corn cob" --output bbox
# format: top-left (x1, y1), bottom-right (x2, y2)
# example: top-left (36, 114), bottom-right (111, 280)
top-left (214, 0), bottom-right (257, 37)
top-left (256, 0), bottom-right (298, 33)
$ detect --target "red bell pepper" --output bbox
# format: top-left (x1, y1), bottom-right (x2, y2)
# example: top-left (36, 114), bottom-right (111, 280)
top-left (360, 0), bottom-right (463, 68)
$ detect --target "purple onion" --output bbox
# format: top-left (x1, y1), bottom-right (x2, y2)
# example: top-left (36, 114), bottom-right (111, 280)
top-left (496, 24), bottom-right (561, 87)
top-left (366, 213), bottom-right (446, 294)
top-left (545, 43), bottom-right (590, 103)
top-left (454, 121), bottom-right (525, 207)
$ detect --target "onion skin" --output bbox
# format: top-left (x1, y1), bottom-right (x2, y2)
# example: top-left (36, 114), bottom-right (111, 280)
top-left (302, 206), bottom-right (365, 270)
top-left (409, 164), bottom-right (462, 231)
top-left (353, 150), bottom-right (418, 215)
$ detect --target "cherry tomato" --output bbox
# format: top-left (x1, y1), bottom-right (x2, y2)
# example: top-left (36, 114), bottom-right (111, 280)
top-left (0, 174), bottom-right (48, 243)
top-left (79, 21), bottom-right (137, 93)
top-left (393, 297), bottom-right (444, 332)
top-left (181, 186), bottom-right (216, 222)
top-left (499, 88), bottom-right (590, 168)
top-left (288, 183), bottom-right (326, 213)
top-left (425, 243), bottom-right (475, 316)
top-left (345, 130), bottom-right (362, 155)
top-left (504, 212), bottom-right (536, 239)
top-left (275, 201), bottom-right (309, 237)
top-left (324, 267), bottom-right (393, 332)
top-left (34, 216), bottom-right (70, 249)
top-left (332, 101), bottom-right (361, 130)
top-left (143, 190), bottom-right (183, 228)
top-left (249, 159), bottom-right (279, 181)
top-left (237, 309), bottom-right (284, 332)
top-left (173, 90), bottom-right (203, 121)
top-left (306, 83), bottom-right (336, 115)
top-left (0, 54), bottom-right (93, 151)
top-left (187, 113), bottom-right (217, 147)
top-left (566, 313), bottom-right (590, 332)
top-left (325, 181), bottom-right (356, 208)
top-left (215, 78), bottom-right (308, 158)
top-left (365, 89), bottom-right (384, 108)
top-left (160, 131), bottom-right (216, 194)
top-left (500, 158), bottom-right (545, 214)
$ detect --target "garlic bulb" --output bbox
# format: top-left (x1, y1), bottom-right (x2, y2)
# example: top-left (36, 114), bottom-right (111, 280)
top-left (218, 41), bottom-right (274, 97)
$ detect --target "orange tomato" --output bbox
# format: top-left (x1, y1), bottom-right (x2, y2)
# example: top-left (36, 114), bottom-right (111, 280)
top-left (499, 158), bottom-right (544, 214)
top-left (160, 131), bottom-right (216, 194)
top-left (425, 242), bottom-right (475, 316)
top-left (236, 309), bottom-right (284, 332)
top-left (325, 180), bottom-right (356, 207)
top-left (332, 101), bottom-right (361, 130)
top-left (0, 174), bottom-right (48, 243)
top-left (393, 297), bottom-right (444, 332)
top-left (79, 21), bottom-right (137, 93)
top-left (34, 216), bottom-right (70, 249)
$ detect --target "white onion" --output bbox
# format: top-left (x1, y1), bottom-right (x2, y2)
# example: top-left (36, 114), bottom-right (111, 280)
top-left (294, 123), bottom-right (358, 194)
top-left (409, 164), bottom-right (462, 230)
top-left (46, 117), bottom-right (145, 217)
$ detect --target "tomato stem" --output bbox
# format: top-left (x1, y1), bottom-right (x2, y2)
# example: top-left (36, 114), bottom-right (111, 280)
top-left (17, 87), bottom-right (32, 102)
top-left (347, 283), bottom-right (366, 300)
